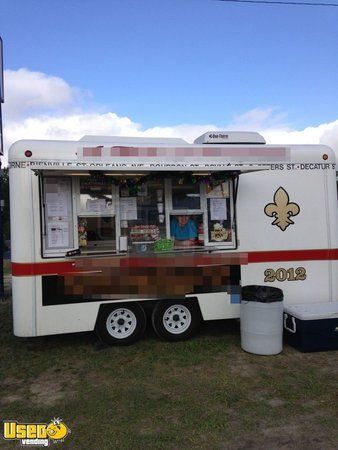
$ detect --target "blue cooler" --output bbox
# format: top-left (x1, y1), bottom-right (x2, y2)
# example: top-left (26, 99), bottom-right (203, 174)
top-left (284, 302), bottom-right (338, 352)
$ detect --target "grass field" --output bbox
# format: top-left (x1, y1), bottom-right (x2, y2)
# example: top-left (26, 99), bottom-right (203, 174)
top-left (0, 277), bottom-right (337, 449)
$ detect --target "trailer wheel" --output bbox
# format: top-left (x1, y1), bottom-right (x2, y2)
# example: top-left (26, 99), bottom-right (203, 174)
top-left (152, 300), bottom-right (201, 342)
top-left (96, 303), bottom-right (146, 345)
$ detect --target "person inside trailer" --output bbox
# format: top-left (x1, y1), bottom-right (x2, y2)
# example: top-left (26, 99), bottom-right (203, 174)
top-left (170, 215), bottom-right (198, 247)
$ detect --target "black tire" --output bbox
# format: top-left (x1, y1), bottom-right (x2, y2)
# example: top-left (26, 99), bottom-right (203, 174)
top-left (95, 303), bottom-right (146, 346)
top-left (152, 299), bottom-right (201, 342)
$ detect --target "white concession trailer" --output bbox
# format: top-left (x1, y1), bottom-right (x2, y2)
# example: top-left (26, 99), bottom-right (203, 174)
top-left (8, 131), bottom-right (338, 344)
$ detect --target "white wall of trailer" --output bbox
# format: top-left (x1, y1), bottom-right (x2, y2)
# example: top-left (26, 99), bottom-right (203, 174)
top-left (10, 167), bottom-right (37, 336)
top-left (237, 163), bottom-right (335, 251)
top-left (35, 274), bottom-right (101, 336)
top-left (188, 292), bottom-right (240, 321)
top-left (12, 277), bottom-right (36, 336)
top-left (240, 261), bottom-right (332, 305)
top-left (9, 167), bottom-right (35, 263)
top-left (237, 152), bottom-right (337, 306)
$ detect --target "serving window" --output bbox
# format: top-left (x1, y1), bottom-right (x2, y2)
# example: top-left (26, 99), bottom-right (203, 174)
top-left (79, 179), bottom-right (113, 213)
top-left (119, 179), bottom-right (167, 253)
top-left (166, 176), bottom-right (235, 249)
top-left (78, 216), bottom-right (116, 249)
top-left (76, 177), bottom-right (117, 252)
top-left (40, 172), bottom-right (237, 257)
top-left (171, 179), bottom-right (201, 210)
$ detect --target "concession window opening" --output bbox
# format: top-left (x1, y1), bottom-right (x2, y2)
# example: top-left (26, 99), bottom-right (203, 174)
top-left (37, 169), bottom-right (257, 258)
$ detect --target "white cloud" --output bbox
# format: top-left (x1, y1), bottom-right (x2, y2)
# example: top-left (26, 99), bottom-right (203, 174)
top-left (2, 69), bottom-right (338, 165)
top-left (228, 107), bottom-right (289, 131)
top-left (140, 124), bottom-right (218, 143)
top-left (227, 107), bottom-right (338, 156)
top-left (261, 120), bottom-right (338, 159)
top-left (4, 112), bottom-right (141, 143)
top-left (3, 68), bottom-right (82, 119)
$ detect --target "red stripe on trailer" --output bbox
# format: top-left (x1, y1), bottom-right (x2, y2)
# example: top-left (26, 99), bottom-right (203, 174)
top-left (12, 261), bottom-right (77, 276)
top-left (247, 248), bottom-right (338, 263)
top-left (11, 248), bottom-right (338, 277)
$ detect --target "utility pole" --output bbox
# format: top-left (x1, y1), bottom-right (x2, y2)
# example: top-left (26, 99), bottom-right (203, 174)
top-left (0, 36), bottom-right (4, 301)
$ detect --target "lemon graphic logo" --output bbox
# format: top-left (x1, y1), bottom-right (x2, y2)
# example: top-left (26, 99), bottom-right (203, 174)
top-left (46, 418), bottom-right (70, 442)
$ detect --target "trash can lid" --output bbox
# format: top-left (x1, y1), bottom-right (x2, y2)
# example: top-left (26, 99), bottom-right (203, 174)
top-left (241, 285), bottom-right (283, 303)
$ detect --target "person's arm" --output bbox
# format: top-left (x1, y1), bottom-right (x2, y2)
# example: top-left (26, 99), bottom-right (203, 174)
top-left (174, 238), bottom-right (195, 247)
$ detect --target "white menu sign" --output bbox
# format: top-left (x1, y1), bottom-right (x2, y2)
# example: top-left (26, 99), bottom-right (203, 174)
top-left (210, 198), bottom-right (227, 221)
top-left (120, 197), bottom-right (138, 220)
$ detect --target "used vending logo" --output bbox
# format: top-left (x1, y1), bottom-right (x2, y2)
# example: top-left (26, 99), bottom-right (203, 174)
top-left (3, 418), bottom-right (70, 447)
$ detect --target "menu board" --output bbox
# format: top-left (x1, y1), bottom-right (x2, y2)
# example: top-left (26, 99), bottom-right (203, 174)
top-left (210, 198), bottom-right (227, 221)
top-left (85, 199), bottom-right (107, 213)
top-left (120, 197), bottom-right (138, 220)
top-left (46, 192), bottom-right (68, 217)
top-left (47, 221), bottom-right (70, 248)
top-left (43, 178), bottom-right (73, 251)
top-left (207, 195), bottom-right (231, 243)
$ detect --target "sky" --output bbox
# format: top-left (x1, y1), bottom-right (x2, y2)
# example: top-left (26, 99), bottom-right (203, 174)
top-left (1, 0), bottom-right (338, 163)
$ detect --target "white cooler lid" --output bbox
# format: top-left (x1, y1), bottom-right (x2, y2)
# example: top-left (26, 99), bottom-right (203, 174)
top-left (284, 302), bottom-right (338, 320)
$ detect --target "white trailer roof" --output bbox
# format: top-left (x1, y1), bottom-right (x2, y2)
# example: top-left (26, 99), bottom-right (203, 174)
top-left (79, 135), bottom-right (188, 145)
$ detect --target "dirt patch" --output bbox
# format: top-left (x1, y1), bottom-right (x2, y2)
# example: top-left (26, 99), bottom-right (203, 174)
top-left (2, 376), bottom-right (23, 387)
top-left (225, 434), bottom-right (334, 450)
top-left (1, 394), bottom-right (22, 404)
top-left (226, 347), bottom-right (274, 378)
top-left (266, 398), bottom-right (286, 407)
top-left (247, 389), bottom-right (286, 407)
top-left (258, 416), bottom-right (336, 449)
top-left (85, 370), bottom-right (112, 387)
top-left (1, 377), bottom-right (25, 405)
top-left (221, 415), bottom-right (336, 450)
top-left (227, 357), bottom-right (260, 378)
top-left (29, 368), bottom-right (78, 405)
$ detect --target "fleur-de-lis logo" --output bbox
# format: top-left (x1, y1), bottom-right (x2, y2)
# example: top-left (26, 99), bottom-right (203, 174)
top-left (264, 187), bottom-right (300, 231)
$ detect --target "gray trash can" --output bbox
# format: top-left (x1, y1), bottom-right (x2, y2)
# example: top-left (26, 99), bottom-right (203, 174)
top-left (240, 285), bottom-right (284, 355)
